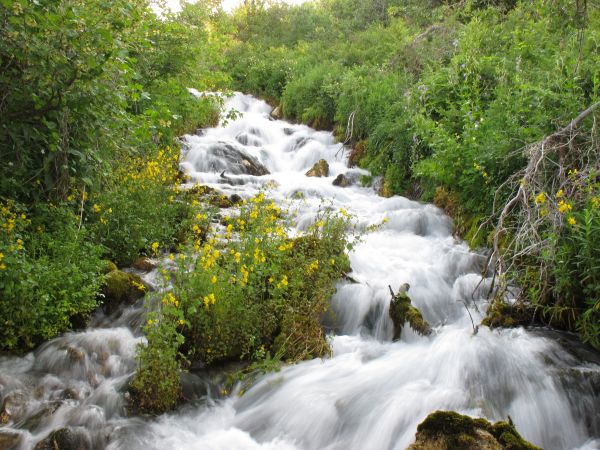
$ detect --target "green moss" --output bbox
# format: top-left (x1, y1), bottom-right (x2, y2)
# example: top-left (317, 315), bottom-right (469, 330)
top-left (413, 411), bottom-right (541, 450)
top-left (482, 301), bottom-right (529, 329)
top-left (389, 290), bottom-right (432, 339)
top-left (305, 159), bottom-right (329, 177)
top-left (103, 270), bottom-right (146, 312)
top-left (102, 260), bottom-right (118, 274)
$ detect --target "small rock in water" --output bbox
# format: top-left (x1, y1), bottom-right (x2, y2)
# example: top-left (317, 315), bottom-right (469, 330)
top-left (229, 194), bottom-right (243, 205)
top-left (332, 173), bottom-right (350, 187)
top-left (271, 105), bottom-right (283, 119)
top-left (34, 427), bottom-right (92, 450)
top-left (306, 159), bottom-right (329, 177)
top-left (132, 257), bottom-right (156, 272)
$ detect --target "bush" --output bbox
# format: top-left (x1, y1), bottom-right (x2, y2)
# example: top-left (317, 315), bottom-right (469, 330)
top-left (0, 201), bottom-right (104, 350)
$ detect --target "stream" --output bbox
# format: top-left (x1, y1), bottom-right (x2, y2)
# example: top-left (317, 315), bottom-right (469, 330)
top-left (1, 93), bottom-right (599, 450)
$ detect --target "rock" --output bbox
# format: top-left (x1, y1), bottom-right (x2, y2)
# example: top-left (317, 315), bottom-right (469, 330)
top-left (389, 285), bottom-right (432, 339)
top-left (0, 431), bottom-right (21, 450)
top-left (229, 194), bottom-right (243, 205)
top-left (408, 411), bottom-right (540, 450)
top-left (101, 260), bottom-right (117, 274)
top-left (102, 270), bottom-right (147, 313)
top-left (332, 174), bottom-right (350, 187)
top-left (306, 159), bottom-right (329, 177)
top-left (209, 195), bottom-right (233, 208)
top-left (1, 391), bottom-right (27, 424)
top-left (34, 427), bottom-right (91, 450)
top-left (482, 301), bottom-right (531, 329)
top-left (132, 257), bottom-right (156, 272)
top-left (348, 139), bottom-right (367, 168)
top-left (208, 143), bottom-right (270, 176)
top-left (271, 105), bottom-right (283, 119)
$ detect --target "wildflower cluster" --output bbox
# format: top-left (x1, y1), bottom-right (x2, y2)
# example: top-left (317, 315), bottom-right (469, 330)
top-left (163, 191), bottom-right (355, 365)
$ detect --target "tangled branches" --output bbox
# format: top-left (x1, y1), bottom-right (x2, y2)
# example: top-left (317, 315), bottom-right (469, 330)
top-left (484, 101), bottom-right (600, 310)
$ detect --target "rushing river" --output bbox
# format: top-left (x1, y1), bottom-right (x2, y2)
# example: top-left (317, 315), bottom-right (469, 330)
top-left (1, 93), bottom-right (599, 450)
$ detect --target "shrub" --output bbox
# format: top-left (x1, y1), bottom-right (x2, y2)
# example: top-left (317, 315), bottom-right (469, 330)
top-left (0, 201), bottom-right (104, 350)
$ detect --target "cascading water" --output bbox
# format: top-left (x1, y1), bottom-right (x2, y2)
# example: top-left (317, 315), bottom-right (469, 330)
top-left (1, 93), bottom-right (599, 450)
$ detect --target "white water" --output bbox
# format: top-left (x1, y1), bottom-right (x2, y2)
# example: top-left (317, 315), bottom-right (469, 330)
top-left (1, 93), bottom-right (599, 450)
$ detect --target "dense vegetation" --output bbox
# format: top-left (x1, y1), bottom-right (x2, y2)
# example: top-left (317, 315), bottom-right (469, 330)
top-left (222, 0), bottom-right (600, 349)
top-left (1, 0), bottom-right (599, 413)
top-left (0, 0), bottom-right (225, 349)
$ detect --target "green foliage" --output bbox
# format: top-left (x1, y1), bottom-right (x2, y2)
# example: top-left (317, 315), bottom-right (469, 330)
top-left (129, 291), bottom-right (185, 414)
top-left (171, 192), bottom-right (353, 365)
top-left (0, 201), bottom-right (104, 350)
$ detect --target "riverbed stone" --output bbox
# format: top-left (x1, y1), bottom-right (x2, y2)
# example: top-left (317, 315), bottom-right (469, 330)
top-left (271, 105), bottom-right (283, 119)
top-left (306, 159), bottom-right (329, 177)
top-left (102, 270), bottom-right (146, 313)
top-left (332, 173), bottom-right (350, 187)
top-left (389, 285), bottom-right (432, 339)
top-left (132, 257), bottom-right (156, 272)
top-left (408, 411), bottom-right (540, 450)
top-left (34, 427), bottom-right (91, 450)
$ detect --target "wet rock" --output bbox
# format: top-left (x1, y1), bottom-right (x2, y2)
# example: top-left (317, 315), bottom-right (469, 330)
top-left (332, 174), bottom-right (350, 187)
top-left (408, 411), bottom-right (540, 450)
top-left (0, 431), bottom-right (21, 449)
top-left (283, 127), bottom-right (295, 135)
top-left (22, 401), bottom-right (61, 431)
top-left (389, 284), bottom-right (432, 339)
top-left (132, 257), bottom-right (156, 272)
top-left (34, 427), bottom-right (91, 450)
top-left (210, 195), bottom-right (233, 208)
top-left (102, 270), bottom-right (147, 313)
top-left (1, 391), bottom-right (27, 424)
top-left (209, 143), bottom-right (270, 176)
top-left (66, 345), bottom-right (85, 362)
top-left (306, 159), bottom-right (329, 177)
top-left (482, 301), bottom-right (531, 329)
top-left (229, 194), bottom-right (243, 205)
top-left (347, 139), bottom-right (367, 168)
top-left (271, 105), bottom-right (282, 119)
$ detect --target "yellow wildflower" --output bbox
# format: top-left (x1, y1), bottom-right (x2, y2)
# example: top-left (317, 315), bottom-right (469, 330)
top-left (211, 275), bottom-right (217, 284)
top-left (93, 204), bottom-right (102, 213)
top-left (567, 216), bottom-right (577, 226)
top-left (151, 242), bottom-right (160, 252)
top-left (558, 200), bottom-right (572, 214)
top-left (535, 192), bottom-right (546, 205)
top-left (556, 189), bottom-right (564, 199)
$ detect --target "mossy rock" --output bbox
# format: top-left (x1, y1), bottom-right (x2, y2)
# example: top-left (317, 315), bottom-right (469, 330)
top-left (102, 270), bottom-right (147, 313)
top-left (482, 301), bottom-right (531, 329)
top-left (408, 411), bottom-right (541, 450)
top-left (101, 260), bottom-right (118, 274)
top-left (389, 287), bottom-right (432, 339)
top-left (306, 159), bottom-right (329, 177)
top-left (34, 427), bottom-right (91, 450)
top-left (209, 195), bottom-right (233, 208)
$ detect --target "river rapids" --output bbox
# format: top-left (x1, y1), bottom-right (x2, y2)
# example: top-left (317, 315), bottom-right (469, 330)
top-left (1, 93), bottom-right (599, 450)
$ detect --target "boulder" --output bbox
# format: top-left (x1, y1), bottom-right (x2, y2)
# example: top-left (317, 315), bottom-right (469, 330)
top-left (408, 411), bottom-right (540, 450)
top-left (34, 427), bottom-right (91, 450)
top-left (102, 270), bottom-right (147, 313)
top-left (389, 284), bottom-right (432, 339)
top-left (209, 195), bottom-right (233, 208)
top-left (132, 257), bottom-right (156, 272)
top-left (332, 174), bottom-right (350, 187)
top-left (208, 143), bottom-right (270, 176)
top-left (306, 159), bottom-right (329, 178)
